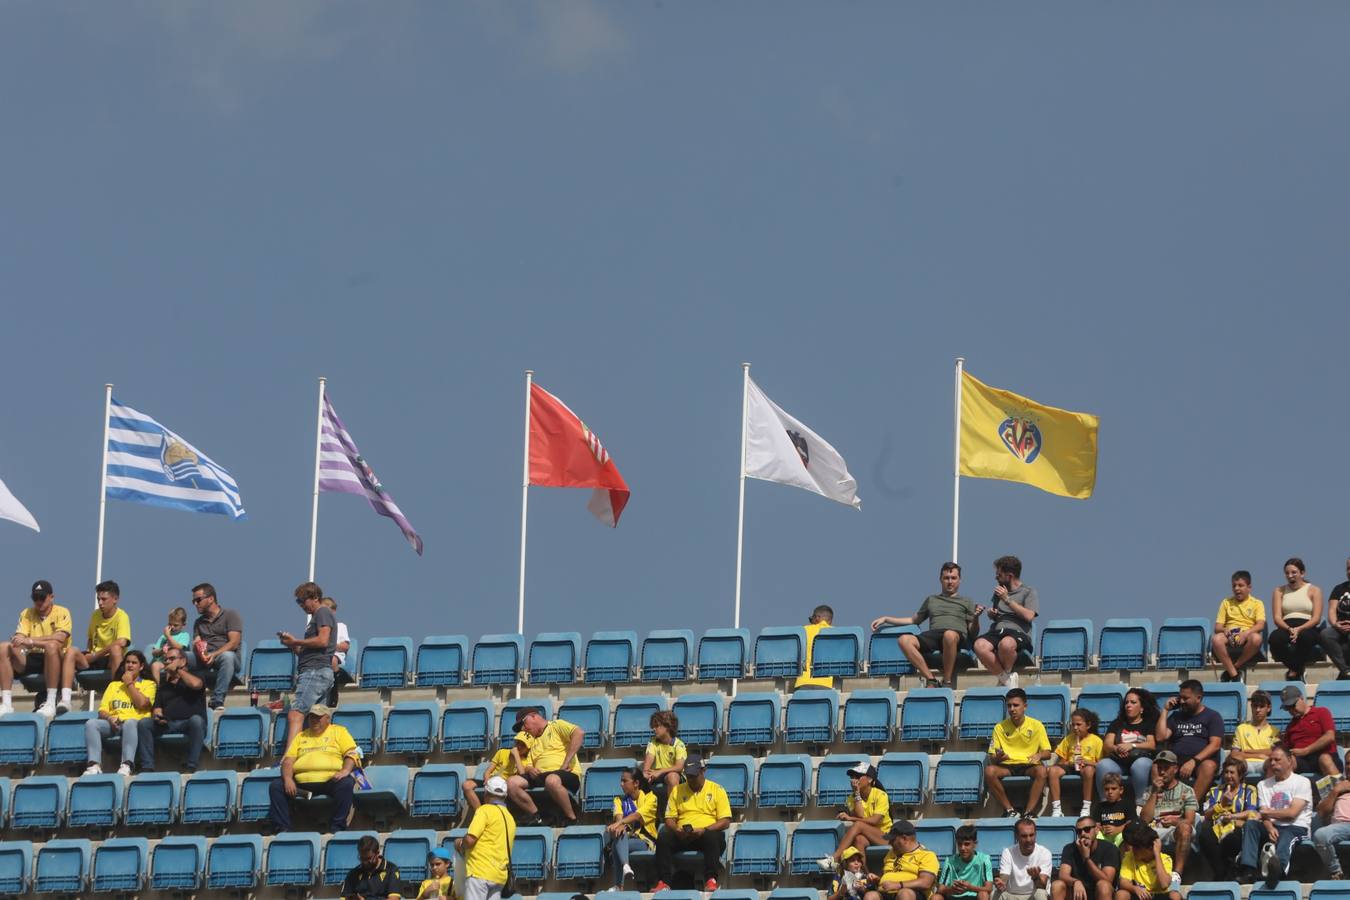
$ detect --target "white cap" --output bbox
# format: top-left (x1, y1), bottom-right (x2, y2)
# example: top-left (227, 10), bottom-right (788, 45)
top-left (486, 776), bottom-right (509, 797)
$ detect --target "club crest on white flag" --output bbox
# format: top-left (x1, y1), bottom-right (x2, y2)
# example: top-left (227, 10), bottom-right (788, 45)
top-left (0, 475), bottom-right (39, 532)
top-left (743, 376), bottom-right (861, 509)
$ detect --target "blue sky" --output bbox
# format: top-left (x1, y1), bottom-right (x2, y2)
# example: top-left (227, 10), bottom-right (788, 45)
top-left (1, 2), bottom-right (1348, 654)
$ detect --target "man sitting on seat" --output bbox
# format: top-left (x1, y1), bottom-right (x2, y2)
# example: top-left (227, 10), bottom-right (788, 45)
top-left (973, 556), bottom-right (1038, 689)
top-left (0, 580), bottom-right (72, 717)
top-left (340, 835), bottom-right (403, 900)
top-left (1138, 751), bottom-right (1196, 893)
top-left (60, 580), bottom-right (131, 714)
top-left (1160, 681), bottom-right (1224, 805)
top-left (652, 754), bottom-right (732, 893)
top-left (864, 821), bottom-right (939, 900)
top-left (1051, 816), bottom-right (1119, 900)
top-left (269, 703), bottom-right (359, 833)
top-left (1280, 686), bottom-right (1342, 777)
top-left (871, 562), bottom-right (980, 688)
top-left (506, 709), bottom-right (584, 825)
top-left (986, 688), bottom-right (1052, 819)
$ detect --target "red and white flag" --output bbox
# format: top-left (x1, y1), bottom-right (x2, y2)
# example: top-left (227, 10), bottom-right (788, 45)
top-left (528, 384), bottom-right (630, 526)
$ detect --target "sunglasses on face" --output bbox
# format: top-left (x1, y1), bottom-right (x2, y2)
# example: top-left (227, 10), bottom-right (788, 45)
top-left (1076, 827), bottom-right (1095, 834)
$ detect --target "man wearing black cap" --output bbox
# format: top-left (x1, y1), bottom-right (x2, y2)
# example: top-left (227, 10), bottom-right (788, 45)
top-left (821, 762), bottom-right (893, 870)
top-left (652, 754), bottom-right (731, 893)
top-left (1280, 686), bottom-right (1341, 777)
top-left (865, 821), bottom-right (938, 900)
top-left (1139, 751), bottom-right (1196, 892)
top-left (506, 709), bottom-right (584, 825)
top-left (0, 580), bottom-right (73, 718)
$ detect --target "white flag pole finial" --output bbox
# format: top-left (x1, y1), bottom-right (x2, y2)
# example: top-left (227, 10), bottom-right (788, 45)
top-left (308, 377), bottom-right (326, 583)
top-left (952, 358), bottom-right (965, 564)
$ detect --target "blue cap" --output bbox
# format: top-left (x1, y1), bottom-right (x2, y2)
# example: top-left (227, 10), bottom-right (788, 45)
top-left (430, 847), bottom-right (452, 861)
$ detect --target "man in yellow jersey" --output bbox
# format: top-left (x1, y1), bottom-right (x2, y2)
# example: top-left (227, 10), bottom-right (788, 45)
top-left (507, 709), bottom-right (584, 825)
top-left (652, 755), bottom-right (732, 893)
top-left (1211, 571), bottom-right (1266, 682)
top-left (457, 776), bottom-right (517, 900)
top-left (0, 580), bottom-right (73, 718)
top-left (986, 688), bottom-right (1052, 818)
top-left (60, 579), bottom-right (132, 714)
top-left (866, 821), bottom-right (938, 900)
top-left (270, 703), bottom-right (360, 833)
top-left (796, 604), bottom-right (836, 690)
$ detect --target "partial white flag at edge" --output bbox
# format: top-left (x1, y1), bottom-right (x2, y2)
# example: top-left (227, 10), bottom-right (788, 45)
top-left (742, 376), bottom-right (861, 509)
top-left (0, 475), bottom-right (39, 532)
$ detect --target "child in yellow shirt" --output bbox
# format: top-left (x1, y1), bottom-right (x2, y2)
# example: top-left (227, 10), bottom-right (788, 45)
top-left (416, 848), bottom-right (456, 899)
top-left (1048, 709), bottom-right (1103, 817)
top-left (1229, 690), bottom-right (1278, 778)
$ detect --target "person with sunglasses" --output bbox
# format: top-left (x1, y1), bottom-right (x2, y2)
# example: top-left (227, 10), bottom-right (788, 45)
top-left (278, 581), bottom-right (336, 747)
top-left (187, 583), bottom-right (243, 709)
top-left (1051, 817), bottom-right (1119, 900)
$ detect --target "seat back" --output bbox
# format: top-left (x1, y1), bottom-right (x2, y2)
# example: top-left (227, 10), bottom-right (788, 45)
top-left (557, 697), bottom-right (609, 749)
top-left (45, 711), bottom-right (97, 764)
top-left (333, 702), bottom-right (383, 755)
top-left (730, 823), bottom-right (786, 875)
top-left (207, 835), bottom-right (263, 890)
top-left (92, 836), bottom-right (148, 893)
top-left (914, 818), bottom-right (960, 858)
top-left (842, 690), bottom-right (896, 743)
top-left (877, 752), bottom-right (930, 807)
top-left (788, 821), bottom-right (845, 874)
top-left (932, 752), bottom-right (987, 805)
top-left (1074, 684), bottom-right (1127, 735)
top-left (581, 760), bottom-right (632, 813)
top-left (1316, 682), bottom-right (1350, 730)
top-left (612, 695), bottom-right (667, 748)
top-left (754, 626), bottom-right (805, 678)
top-left (510, 826), bottom-right (553, 881)
top-left (385, 701), bottom-right (441, 755)
top-left (584, 630), bottom-right (638, 684)
top-left (527, 632), bottom-right (582, 685)
top-left (213, 708), bottom-right (270, 760)
top-left (321, 831), bottom-right (380, 885)
top-left (247, 639), bottom-right (297, 691)
top-left (68, 773), bottom-right (123, 827)
top-left (0, 841), bottom-right (32, 895)
top-left (1025, 685), bottom-right (1071, 740)
top-left (1098, 618), bottom-right (1152, 669)
top-left (472, 633), bottom-right (524, 685)
top-left (814, 754), bottom-right (869, 807)
top-left (182, 770), bottom-right (237, 825)
top-left (901, 688), bottom-right (954, 741)
top-left (958, 687), bottom-right (1008, 740)
top-left (672, 693), bottom-right (724, 748)
top-left (414, 635), bottom-right (468, 687)
top-left (265, 832), bottom-right (321, 886)
top-left (1202, 682), bottom-right (1247, 733)
top-left (554, 825), bottom-right (608, 879)
top-left (697, 628), bottom-right (750, 680)
top-left (359, 637), bottom-right (414, 689)
top-left (383, 829), bottom-right (437, 883)
top-left (0, 713), bottom-right (43, 766)
top-left (784, 689), bottom-right (839, 744)
top-left (756, 754), bottom-right (811, 808)
top-left (237, 768), bottom-right (279, 823)
top-left (150, 836), bottom-right (207, 892)
top-left (704, 755), bottom-right (755, 808)
top-left (410, 764), bottom-right (466, 820)
top-left (726, 691), bottom-right (782, 747)
top-left (1157, 617), bottom-right (1212, 669)
top-left (11, 775), bottom-right (67, 830)
top-left (1038, 619), bottom-right (1093, 671)
top-left (441, 701), bottom-right (495, 754)
top-left (809, 627), bottom-right (865, 678)
top-left (641, 629), bottom-right (695, 681)
top-left (35, 839), bottom-right (91, 894)
top-left (867, 625), bottom-right (918, 676)
top-left (1185, 884), bottom-right (1242, 900)
top-left (125, 773), bottom-right (181, 826)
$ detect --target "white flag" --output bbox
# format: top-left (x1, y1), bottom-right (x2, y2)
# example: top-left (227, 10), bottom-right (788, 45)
top-left (0, 475), bottom-right (39, 532)
top-left (743, 376), bottom-right (861, 509)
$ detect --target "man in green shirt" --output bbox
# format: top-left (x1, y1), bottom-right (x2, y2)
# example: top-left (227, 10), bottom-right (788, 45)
top-left (871, 561), bottom-right (981, 688)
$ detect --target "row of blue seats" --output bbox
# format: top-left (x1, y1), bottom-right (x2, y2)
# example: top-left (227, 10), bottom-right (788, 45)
top-left (240, 617), bottom-right (1238, 693)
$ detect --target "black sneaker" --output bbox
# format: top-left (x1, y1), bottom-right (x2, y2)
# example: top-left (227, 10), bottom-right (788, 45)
top-left (1339, 671), bottom-right (1350, 681)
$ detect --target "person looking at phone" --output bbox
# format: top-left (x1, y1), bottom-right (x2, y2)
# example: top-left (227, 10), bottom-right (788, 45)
top-left (651, 755), bottom-right (731, 893)
top-left (135, 643), bottom-right (207, 772)
top-left (278, 581), bottom-right (336, 746)
top-left (972, 555), bottom-right (1039, 689)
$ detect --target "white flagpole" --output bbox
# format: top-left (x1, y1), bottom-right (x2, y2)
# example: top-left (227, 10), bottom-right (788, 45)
top-left (952, 357), bottom-right (965, 563)
top-left (308, 376), bottom-right (326, 583)
top-left (733, 363), bottom-right (750, 630)
top-left (517, 370), bottom-right (533, 699)
top-left (94, 383), bottom-right (113, 596)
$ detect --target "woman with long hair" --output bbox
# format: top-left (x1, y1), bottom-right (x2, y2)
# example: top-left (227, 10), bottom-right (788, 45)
top-left (1095, 687), bottom-right (1165, 801)
top-left (84, 649), bottom-right (156, 776)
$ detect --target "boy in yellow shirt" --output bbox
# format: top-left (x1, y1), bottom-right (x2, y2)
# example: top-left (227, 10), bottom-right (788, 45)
top-left (1049, 709), bottom-right (1104, 816)
top-left (1211, 571), bottom-right (1266, 682)
top-left (61, 580), bottom-right (132, 714)
top-left (985, 688), bottom-right (1052, 819)
top-left (416, 847), bottom-right (456, 899)
top-left (1229, 691), bottom-right (1278, 777)
top-left (1117, 823), bottom-right (1181, 900)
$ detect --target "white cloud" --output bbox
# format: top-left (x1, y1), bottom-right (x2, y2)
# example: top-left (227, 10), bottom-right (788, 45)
top-left (536, 1), bottom-right (627, 73)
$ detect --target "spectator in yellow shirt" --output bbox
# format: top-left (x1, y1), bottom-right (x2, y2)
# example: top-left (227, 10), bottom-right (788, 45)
top-left (1229, 691), bottom-right (1278, 777)
top-left (456, 776), bottom-right (516, 900)
top-left (463, 737), bottom-right (532, 821)
top-left (1116, 823), bottom-right (1180, 900)
top-left (1049, 709), bottom-right (1104, 816)
top-left (61, 580), bottom-right (132, 714)
top-left (507, 710), bottom-right (584, 825)
top-left (1212, 571), bottom-right (1266, 682)
top-left (269, 703), bottom-right (360, 833)
top-left (796, 604), bottom-right (836, 690)
top-left (0, 579), bottom-right (73, 718)
top-left (643, 710), bottom-right (687, 819)
top-left (986, 688), bottom-right (1052, 818)
top-left (83, 649), bottom-right (155, 776)
top-left (652, 755), bottom-right (732, 893)
top-left (608, 766), bottom-right (659, 889)
top-left (865, 821), bottom-right (938, 900)
top-left (821, 763), bottom-right (893, 870)
top-left (415, 847), bottom-right (456, 899)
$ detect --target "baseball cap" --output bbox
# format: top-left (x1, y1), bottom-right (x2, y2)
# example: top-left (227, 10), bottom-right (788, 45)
top-left (683, 754), bottom-right (706, 775)
top-left (512, 709), bottom-right (542, 732)
top-left (847, 762), bottom-right (884, 789)
top-left (841, 847), bottom-right (862, 862)
top-left (30, 580), bottom-right (53, 599)
top-left (888, 821), bottom-right (916, 838)
top-left (1154, 750), bottom-right (1178, 765)
top-left (1281, 685), bottom-right (1303, 709)
top-left (430, 847), bottom-right (453, 862)
top-left (486, 776), bottom-right (509, 797)
top-left (305, 703), bottom-right (333, 718)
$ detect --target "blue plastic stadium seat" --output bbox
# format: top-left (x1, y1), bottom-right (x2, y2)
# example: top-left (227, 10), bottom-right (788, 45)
top-left (933, 752), bottom-right (987, 806)
top-left (265, 831), bottom-right (320, 887)
top-left (584, 630), bottom-right (638, 684)
top-left (35, 839), bottom-right (90, 894)
top-left (409, 763), bottom-right (465, 821)
top-left (414, 634), bottom-right (468, 687)
top-left (877, 751), bottom-right (931, 807)
top-left (809, 626), bottom-right (865, 678)
top-left (757, 753), bottom-right (812, 808)
top-left (731, 822), bottom-right (786, 875)
top-left (558, 696), bottom-right (610, 750)
top-left (92, 837), bottom-right (148, 893)
top-left (359, 637), bottom-right (414, 689)
top-left (125, 772), bottom-right (181, 827)
top-left (754, 626), bottom-right (805, 678)
top-left (1186, 884), bottom-right (1242, 900)
top-left (914, 818), bottom-right (960, 858)
top-left (68, 772), bottom-right (124, 828)
top-left (1037, 817), bottom-right (1078, 865)
top-left (321, 831), bottom-right (380, 885)
top-left (0, 712), bottom-right (43, 767)
top-left (672, 693), bottom-right (724, 748)
top-left (1201, 682), bottom-right (1247, 734)
top-left (509, 826), bottom-right (552, 881)
top-left (976, 820), bottom-right (1015, 872)
top-left (1098, 618), bottom-right (1152, 670)
top-left (270, 712), bottom-right (290, 757)
top-left (726, 691), bottom-right (781, 747)
top-left (383, 829), bottom-right (437, 883)
top-left (1157, 617), bottom-right (1211, 669)
top-left (785, 689), bottom-right (839, 744)
top-left (613, 695), bottom-right (667, 748)
top-left (705, 755), bottom-right (755, 809)
top-left (555, 825), bottom-right (609, 880)
top-left (207, 835), bottom-right (263, 890)
top-left (1249, 884), bottom-right (1304, 900)
top-left (1311, 881), bottom-right (1350, 900)
top-left (0, 777), bottom-right (9, 827)
top-left (958, 687), bottom-right (1008, 741)
top-left (1074, 683), bottom-right (1127, 734)
top-left (789, 820), bottom-right (845, 874)
top-left (354, 764), bottom-right (410, 826)
top-left (581, 759), bottom-right (633, 813)
top-left (709, 890), bottom-right (758, 900)
top-left (150, 836), bottom-right (207, 892)
top-left (1261, 681), bottom-right (1304, 730)
top-left (247, 638), bottom-right (297, 692)
top-left (814, 754), bottom-right (869, 806)
top-left (768, 891), bottom-right (818, 900)
top-left (528, 632), bottom-right (582, 685)
top-left (384, 701), bottom-right (441, 755)
top-left (0, 842), bottom-right (32, 895)
top-left (1025, 685), bottom-right (1072, 740)
top-left (499, 697), bottom-right (555, 742)
top-left (1318, 682), bottom-right (1350, 731)
top-left (473, 633), bottom-right (524, 685)
top-left (1038, 619), bottom-right (1093, 672)
top-left (45, 710), bottom-right (97, 764)
top-left (901, 688), bottom-right (955, 742)
top-left (842, 690), bottom-right (897, 744)
top-left (697, 628), bottom-right (751, 681)
top-left (333, 702), bottom-right (383, 755)
top-left (236, 768), bottom-right (279, 823)
top-left (11, 775), bottom-right (67, 830)
top-left (441, 700), bottom-right (496, 754)
top-left (868, 625), bottom-right (918, 676)
top-left (213, 707), bottom-right (270, 760)
top-left (641, 629), bottom-right (695, 682)
top-left (181, 770), bottom-right (237, 825)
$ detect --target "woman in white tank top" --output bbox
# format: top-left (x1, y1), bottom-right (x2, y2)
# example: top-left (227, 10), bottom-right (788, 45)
top-left (1270, 557), bottom-right (1324, 681)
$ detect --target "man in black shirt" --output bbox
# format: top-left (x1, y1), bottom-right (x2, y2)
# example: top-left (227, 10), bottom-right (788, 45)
top-left (1319, 557), bottom-right (1350, 680)
top-left (341, 835), bottom-right (403, 900)
top-left (1052, 816), bottom-right (1119, 900)
top-left (1162, 680), bottom-right (1225, 802)
top-left (135, 643), bottom-right (207, 772)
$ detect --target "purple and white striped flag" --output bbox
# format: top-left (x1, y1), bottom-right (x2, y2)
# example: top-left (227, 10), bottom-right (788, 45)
top-left (319, 394), bottom-right (424, 555)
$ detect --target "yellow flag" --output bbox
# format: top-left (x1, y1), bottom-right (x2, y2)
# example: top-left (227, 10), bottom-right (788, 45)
top-left (959, 371), bottom-right (1099, 499)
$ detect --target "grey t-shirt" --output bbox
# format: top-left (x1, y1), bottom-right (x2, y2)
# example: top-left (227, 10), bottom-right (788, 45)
top-left (988, 584), bottom-right (1038, 636)
top-left (299, 605), bottom-right (337, 671)
top-left (193, 607), bottom-right (243, 653)
top-left (915, 593), bottom-right (977, 633)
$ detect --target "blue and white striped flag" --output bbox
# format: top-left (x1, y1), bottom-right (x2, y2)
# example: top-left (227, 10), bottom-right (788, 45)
top-left (105, 398), bottom-right (246, 519)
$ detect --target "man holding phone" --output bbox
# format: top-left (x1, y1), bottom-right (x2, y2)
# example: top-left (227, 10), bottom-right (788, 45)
top-left (278, 581), bottom-right (336, 746)
top-left (135, 643), bottom-right (207, 772)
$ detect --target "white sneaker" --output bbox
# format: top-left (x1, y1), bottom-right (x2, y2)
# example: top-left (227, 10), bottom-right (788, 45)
top-left (1169, 872), bottom-right (1181, 892)
top-left (0, 702), bottom-right (12, 717)
top-left (817, 855), bottom-right (838, 872)
top-left (996, 672), bottom-right (1010, 687)
top-left (36, 703), bottom-right (56, 720)
top-left (83, 763), bottom-right (102, 776)
top-left (56, 700), bottom-right (71, 715)
top-left (117, 762), bottom-right (133, 777)
top-left (1006, 671), bottom-right (1019, 688)
top-left (622, 864), bottom-right (635, 880)
top-left (1050, 801), bottom-right (1063, 817)
top-left (605, 888), bottom-right (618, 893)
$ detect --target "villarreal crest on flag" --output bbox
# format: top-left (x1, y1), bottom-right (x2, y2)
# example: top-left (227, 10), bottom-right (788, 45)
top-left (958, 371), bottom-right (1099, 499)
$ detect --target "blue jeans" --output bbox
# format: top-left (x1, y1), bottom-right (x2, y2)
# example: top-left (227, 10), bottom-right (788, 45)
top-left (1096, 755), bottom-right (1154, 799)
top-left (268, 774), bottom-right (355, 833)
top-left (1313, 821), bottom-right (1350, 875)
top-left (86, 717), bottom-right (137, 765)
top-left (1239, 819), bottom-right (1307, 873)
top-left (609, 835), bottom-right (649, 885)
top-left (293, 667), bottom-right (335, 713)
top-left (135, 715), bottom-right (206, 771)
top-left (191, 650), bottom-right (239, 706)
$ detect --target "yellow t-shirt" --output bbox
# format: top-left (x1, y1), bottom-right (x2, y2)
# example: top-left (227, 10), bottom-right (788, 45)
top-left (1216, 596), bottom-right (1266, 632)
top-left (87, 608), bottom-right (132, 653)
top-left (990, 716), bottom-right (1051, 765)
top-left (1234, 722), bottom-right (1280, 755)
top-left (466, 803), bottom-right (517, 884)
top-left (645, 737), bottom-right (688, 771)
top-left (1053, 732), bottom-right (1104, 765)
top-left (796, 620), bottom-right (834, 689)
top-left (486, 748), bottom-right (521, 780)
top-left (668, 779), bottom-right (732, 828)
top-left (856, 786), bottom-right (893, 833)
top-left (879, 845), bottom-right (940, 890)
top-left (612, 790), bottom-right (660, 846)
top-left (1120, 850), bottom-right (1173, 893)
top-left (16, 604), bottom-right (73, 650)
top-left (527, 719), bottom-right (581, 774)
top-left (99, 679), bottom-right (156, 722)
top-left (417, 875), bottom-right (455, 899)
top-left (285, 723), bottom-right (359, 785)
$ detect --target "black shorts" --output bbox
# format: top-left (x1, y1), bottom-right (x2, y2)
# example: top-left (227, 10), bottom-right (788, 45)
top-left (1001, 763), bottom-right (1041, 776)
top-left (916, 629), bottom-right (968, 654)
top-left (978, 629), bottom-right (1033, 656)
top-left (527, 770), bottom-right (581, 792)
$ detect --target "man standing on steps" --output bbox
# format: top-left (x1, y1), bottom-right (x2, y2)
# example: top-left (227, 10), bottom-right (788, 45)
top-left (278, 581), bottom-right (335, 746)
top-left (973, 556), bottom-right (1038, 689)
